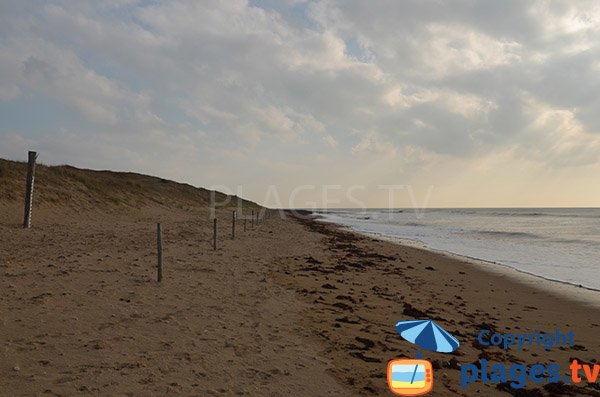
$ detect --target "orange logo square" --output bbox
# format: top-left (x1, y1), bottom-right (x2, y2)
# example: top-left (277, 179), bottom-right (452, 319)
top-left (387, 359), bottom-right (433, 396)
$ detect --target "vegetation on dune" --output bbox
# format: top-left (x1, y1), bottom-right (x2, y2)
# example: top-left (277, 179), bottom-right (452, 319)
top-left (0, 158), bottom-right (260, 211)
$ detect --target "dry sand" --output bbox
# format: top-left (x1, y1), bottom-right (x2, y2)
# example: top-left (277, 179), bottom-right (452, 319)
top-left (1, 204), bottom-right (346, 396)
top-left (2, 201), bottom-right (600, 395)
top-left (0, 159), bottom-right (600, 396)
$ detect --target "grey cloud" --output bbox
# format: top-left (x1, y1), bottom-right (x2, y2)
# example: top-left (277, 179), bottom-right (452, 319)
top-left (1, 0), bottom-right (600, 180)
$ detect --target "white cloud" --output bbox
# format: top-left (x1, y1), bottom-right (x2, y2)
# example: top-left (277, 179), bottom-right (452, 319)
top-left (1, 0), bottom-right (600, 206)
top-left (383, 86), bottom-right (496, 120)
top-left (382, 86), bottom-right (438, 109)
top-left (252, 105), bottom-right (296, 138)
top-left (322, 135), bottom-right (337, 148)
top-left (414, 24), bottom-right (523, 78)
top-left (520, 94), bottom-right (600, 166)
top-left (530, 1), bottom-right (600, 37)
top-left (7, 36), bottom-right (151, 126)
top-left (352, 131), bottom-right (397, 158)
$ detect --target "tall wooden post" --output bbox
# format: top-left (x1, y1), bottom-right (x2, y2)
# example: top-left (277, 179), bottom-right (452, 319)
top-left (213, 218), bottom-right (218, 250)
top-left (251, 210), bottom-right (254, 229)
top-left (244, 217), bottom-right (247, 232)
top-left (23, 151), bottom-right (38, 228)
top-left (157, 223), bottom-right (163, 282)
top-left (231, 210), bottom-right (236, 240)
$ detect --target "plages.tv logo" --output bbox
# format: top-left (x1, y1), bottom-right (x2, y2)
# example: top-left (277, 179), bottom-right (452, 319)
top-left (387, 319), bottom-right (460, 396)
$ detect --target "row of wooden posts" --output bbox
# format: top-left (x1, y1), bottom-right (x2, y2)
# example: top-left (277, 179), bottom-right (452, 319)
top-left (212, 208), bottom-right (267, 249)
top-left (23, 151), bottom-right (37, 228)
top-left (19, 150), bottom-right (275, 283)
top-left (156, 209), bottom-right (273, 282)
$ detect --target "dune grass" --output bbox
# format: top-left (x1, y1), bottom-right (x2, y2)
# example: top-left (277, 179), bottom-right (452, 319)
top-left (0, 158), bottom-right (259, 211)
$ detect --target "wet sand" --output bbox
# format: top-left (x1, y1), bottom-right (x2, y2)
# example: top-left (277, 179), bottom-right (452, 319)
top-left (2, 204), bottom-right (599, 396)
top-left (279, 214), bottom-right (600, 396)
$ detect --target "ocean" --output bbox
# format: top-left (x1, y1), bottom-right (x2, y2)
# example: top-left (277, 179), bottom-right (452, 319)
top-left (317, 208), bottom-right (600, 291)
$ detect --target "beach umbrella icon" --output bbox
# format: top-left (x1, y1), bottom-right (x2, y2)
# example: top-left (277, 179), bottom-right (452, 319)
top-left (395, 319), bottom-right (459, 355)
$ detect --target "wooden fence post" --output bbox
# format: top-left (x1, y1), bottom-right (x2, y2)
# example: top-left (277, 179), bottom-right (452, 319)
top-left (213, 218), bottom-right (218, 250)
top-left (244, 217), bottom-right (247, 232)
top-left (251, 210), bottom-right (254, 229)
top-left (23, 151), bottom-right (38, 228)
top-left (231, 210), bottom-right (236, 240)
top-left (157, 223), bottom-right (163, 282)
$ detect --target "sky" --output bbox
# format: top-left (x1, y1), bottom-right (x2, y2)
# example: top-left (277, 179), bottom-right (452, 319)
top-left (1, 0), bottom-right (600, 208)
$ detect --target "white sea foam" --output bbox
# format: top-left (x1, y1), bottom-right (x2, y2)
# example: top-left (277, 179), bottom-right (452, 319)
top-left (317, 208), bottom-right (600, 292)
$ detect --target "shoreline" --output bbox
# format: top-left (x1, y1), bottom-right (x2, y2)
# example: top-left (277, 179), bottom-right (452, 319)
top-left (278, 213), bottom-right (600, 396)
top-left (343, 228), bottom-right (600, 308)
top-left (316, 217), bottom-right (600, 306)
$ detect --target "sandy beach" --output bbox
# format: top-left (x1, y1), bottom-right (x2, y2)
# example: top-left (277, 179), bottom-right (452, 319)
top-left (281, 215), bottom-right (600, 396)
top-left (2, 189), bottom-right (600, 396)
top-left (1, 158), bottom-right (599, 397)
top-left (0, 0), bottom-right (600, 397)
top-left (3, 2), bottom-right (600, 395)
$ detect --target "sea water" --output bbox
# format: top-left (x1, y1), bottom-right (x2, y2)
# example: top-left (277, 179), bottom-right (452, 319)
top-left (317, 208), bottom-right (600, 291)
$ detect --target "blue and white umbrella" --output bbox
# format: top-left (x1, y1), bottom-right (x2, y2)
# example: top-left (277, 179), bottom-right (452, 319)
top-left (395, 319), bottom-right (459, 354)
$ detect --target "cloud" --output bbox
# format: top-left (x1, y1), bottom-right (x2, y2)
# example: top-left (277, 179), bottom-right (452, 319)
top-left (322, 135), bottom-right (337, 148)
top-left (0, 84), bottom-right (20, 101)
top-left (4, 34), bottom-right (152, 126)
top-left (352, 131), bottom-right (397, 158)
top-left (518, 93), bottom-right (600, 166)
top-left (412, 23), bottom-right (523, 78)
top-left (1, 0), bottom-right (600, 206)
